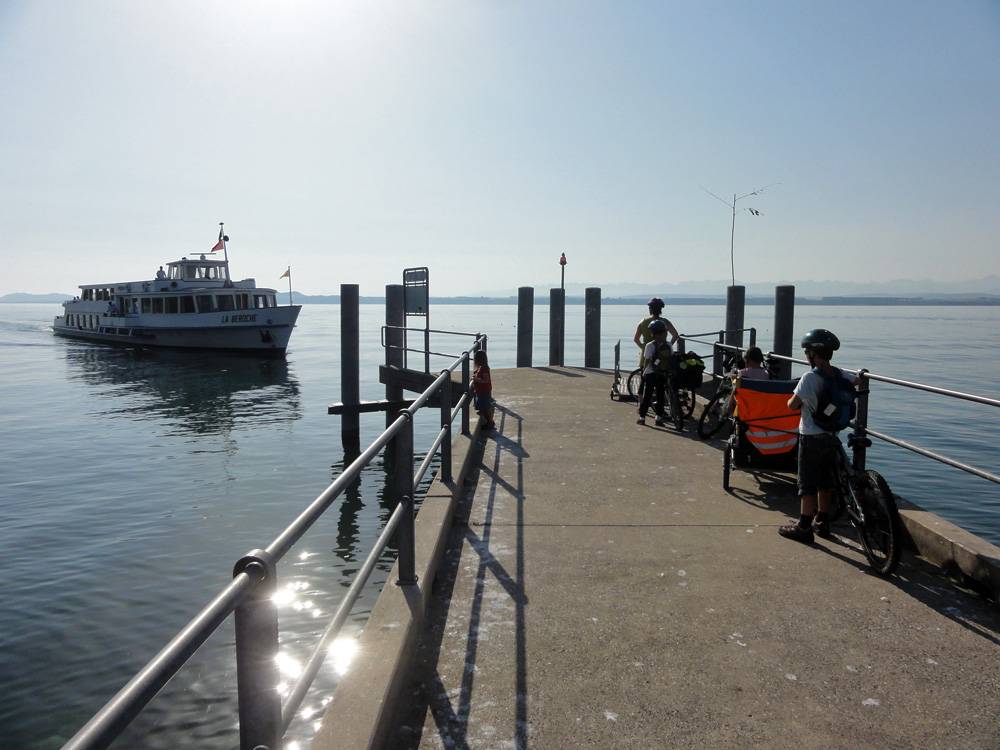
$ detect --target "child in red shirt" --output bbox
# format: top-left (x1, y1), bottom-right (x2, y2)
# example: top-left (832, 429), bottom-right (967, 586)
top-left (472, 350), bottom-right (496, 430)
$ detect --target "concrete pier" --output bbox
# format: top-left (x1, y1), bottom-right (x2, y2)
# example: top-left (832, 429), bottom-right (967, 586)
top-left (380, 368), bottom-right (1000, 750)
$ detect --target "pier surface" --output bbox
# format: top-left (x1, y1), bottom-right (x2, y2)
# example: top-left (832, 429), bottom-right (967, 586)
top-left (389, 367), bottom-right (999, 749)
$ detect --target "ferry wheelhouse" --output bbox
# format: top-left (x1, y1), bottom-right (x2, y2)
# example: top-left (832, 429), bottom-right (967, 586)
top-left (53, 254), bottom-right (300, 353)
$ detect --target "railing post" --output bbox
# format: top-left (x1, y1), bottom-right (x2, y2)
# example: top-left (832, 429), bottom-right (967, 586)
top-left (340, 284), bottom-right (360, 445)
top-left (233, 550), bottom-right (282, 750)
top-left (424, 328), bottom-right (430, 374)
top-left (749, 327), bottom-right (757, 349)
top-left (393, 415), bottom-right (417, 585)
top-left (852, 370), bottom-right (870, 472)
top-left (439, 371), bottom-right (452, 483)
top-left (386, 285), bottom-right (405, 428)
top-left (714, 330), bottom-right (724, 376)
top-left (773, 285), bottom-right (795, 380)
top-left (725, 285), bottom-right (746, 352)
top-left (549, 288), bottom-right (564, 366)
top-left (461, 352), bottom-right (471, 435)
top-left (584, 287), bottom-right (601, 368)
top-left (517, 287), bottom-right (534, 368)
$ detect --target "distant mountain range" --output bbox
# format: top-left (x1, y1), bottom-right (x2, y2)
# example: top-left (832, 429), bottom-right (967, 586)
top-left (5, 281), bottom-right (1000, 307)
top-left (526, 275), bottom-right (1000, 298)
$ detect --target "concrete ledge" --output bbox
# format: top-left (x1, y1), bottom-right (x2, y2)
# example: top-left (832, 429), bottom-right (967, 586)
top-left (310, 425), bottom-right (483, 750)
top-left (896, 496), bottom-right (1000, 601)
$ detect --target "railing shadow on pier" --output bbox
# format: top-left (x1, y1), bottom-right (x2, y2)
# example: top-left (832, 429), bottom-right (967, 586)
top-left (392, 404), bottom-right (530, 750)
top-left (61, 321), bottom-right (487, 750)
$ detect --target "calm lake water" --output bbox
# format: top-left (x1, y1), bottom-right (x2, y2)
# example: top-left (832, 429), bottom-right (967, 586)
top-left (1, 301), bottom-right (997, 749)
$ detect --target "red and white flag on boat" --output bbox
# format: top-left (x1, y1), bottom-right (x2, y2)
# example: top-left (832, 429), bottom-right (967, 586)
top-left (279, 267), bottom-right (290, 279)
top-left (210, 227), bottom-right (225, 252)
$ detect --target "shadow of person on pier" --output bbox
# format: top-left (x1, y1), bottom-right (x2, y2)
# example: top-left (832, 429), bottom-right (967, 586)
top-left (390, 404), bottom-right (531, 750)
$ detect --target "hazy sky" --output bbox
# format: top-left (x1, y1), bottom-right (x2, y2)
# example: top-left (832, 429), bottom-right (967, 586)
top-left (2, 1), bottom-right (999, 295)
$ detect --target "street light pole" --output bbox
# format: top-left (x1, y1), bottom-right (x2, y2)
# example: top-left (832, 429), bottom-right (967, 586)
top-left (730, 194), bottom-right (737, 286)
top-left (701, 184), bottom-right (777, 286)
top-left (559, 252), bottom-right (567, 291)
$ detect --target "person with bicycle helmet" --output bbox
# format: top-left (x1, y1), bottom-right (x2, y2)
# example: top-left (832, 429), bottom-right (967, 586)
top-left (633, 297), bottom-right (679, 370)
top-left (637, 319), bottom-right (673, 426)
top-left (779, 329), bottom-right (856, 544)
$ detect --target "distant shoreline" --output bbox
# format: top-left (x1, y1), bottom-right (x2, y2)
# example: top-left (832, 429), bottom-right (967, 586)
top-left (4, 293), bottom-right (1000, 306)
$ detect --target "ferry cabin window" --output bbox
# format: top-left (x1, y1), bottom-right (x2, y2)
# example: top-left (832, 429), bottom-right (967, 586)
top-left (197, 295), bottom-right (215, 312)
top-left (181, 296), bottom-right (196, 313)
top-left (141, 298), bottom-right (152, 314)
top-left (236, 293), bottom-right (249, 310)
top-left (253, 294), bottom-right (271, 309)
top-left (216, 295), bottom-right (235, 312)
top-left (164, 297), bottom-right (179, 314)
top-left (184, 266), bottom-right (197, 280)
top-left (152, 298), bottom-right (164, 314)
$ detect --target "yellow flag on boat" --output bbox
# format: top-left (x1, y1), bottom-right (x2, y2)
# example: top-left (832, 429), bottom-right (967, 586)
top-left (279, 267), bottom-right (290, 279)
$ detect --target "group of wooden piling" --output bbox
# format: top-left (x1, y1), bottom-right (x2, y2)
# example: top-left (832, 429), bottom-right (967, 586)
top-left (335, 282), bottom-right (801, 443)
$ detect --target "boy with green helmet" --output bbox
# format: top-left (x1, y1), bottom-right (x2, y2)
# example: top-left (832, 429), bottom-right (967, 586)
top-left (779, 329), bottom-right (857, 544)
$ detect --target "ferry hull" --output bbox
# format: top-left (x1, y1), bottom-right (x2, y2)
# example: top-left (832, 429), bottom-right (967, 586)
top-left (53, 306), bottom-right (301, 354)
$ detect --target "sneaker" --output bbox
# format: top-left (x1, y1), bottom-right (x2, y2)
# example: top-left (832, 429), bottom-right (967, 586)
top-left (813, 518), bottom-right (831, 539)
top-left (654, 417), bottom-right (666, 427)
top-left (778, 523), bottom-right (814, 544)
top-left (636, 416), bottom-right (646, 425)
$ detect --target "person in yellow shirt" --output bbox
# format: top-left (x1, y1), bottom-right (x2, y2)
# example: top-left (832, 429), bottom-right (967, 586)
top-left (633, 297), bottom-right (679, 369)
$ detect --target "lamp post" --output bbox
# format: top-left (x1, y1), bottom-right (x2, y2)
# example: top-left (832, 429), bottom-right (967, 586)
top-left (559, 253), bottom-right (567, 291)
top-left (701, 185), bottom-right (776, 285)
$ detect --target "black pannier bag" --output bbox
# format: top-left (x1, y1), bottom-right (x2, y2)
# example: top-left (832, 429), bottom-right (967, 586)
top-left (675, 352), bottom-right (706, 389)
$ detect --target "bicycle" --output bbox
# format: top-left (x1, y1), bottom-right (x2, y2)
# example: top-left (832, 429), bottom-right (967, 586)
top-left (625, 368), bottom-right (696, 430)
top-left (627, 365), bottom-right (693, 430)
top-left (828, 434), bottom-right (903, 575)
top-left (697, 350), bottom-right (743, 439)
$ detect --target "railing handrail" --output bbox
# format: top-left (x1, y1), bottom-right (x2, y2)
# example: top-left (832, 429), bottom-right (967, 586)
top-left (680, 334), bottom-right (1000, 487)
top-left (383, 325), bottom-right (481, 338)
top-left (63, 333), bottom-right (487, 750)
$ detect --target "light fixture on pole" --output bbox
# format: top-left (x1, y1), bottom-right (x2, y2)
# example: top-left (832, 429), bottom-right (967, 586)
top-left (559, 253), bottom-right (567, 292)
top-left (700, 184), bottom-right (777, 285)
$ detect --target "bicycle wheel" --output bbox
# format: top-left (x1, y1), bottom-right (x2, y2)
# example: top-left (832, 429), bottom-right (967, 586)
top-left (626, 369), bottom-right (643, 398)
top-left (698, 387), bottom-right (728, 439)
top-left (852, 470), bottom-right (902, 575)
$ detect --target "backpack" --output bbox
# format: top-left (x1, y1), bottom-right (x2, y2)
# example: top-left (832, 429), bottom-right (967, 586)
top-left (651, 342), bottom-right (673, 373)
top-left (812, 367), bottom-right (856, 432)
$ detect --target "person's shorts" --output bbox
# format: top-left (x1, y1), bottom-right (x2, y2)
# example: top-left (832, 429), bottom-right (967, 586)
top-left (474, 392), bottom-right (493, 412)
top-left (797, 433), bottom-right (841, 496)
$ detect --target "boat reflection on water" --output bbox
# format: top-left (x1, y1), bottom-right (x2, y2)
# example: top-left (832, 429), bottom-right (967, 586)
top-left (63, 342), bottom-right (302, 438)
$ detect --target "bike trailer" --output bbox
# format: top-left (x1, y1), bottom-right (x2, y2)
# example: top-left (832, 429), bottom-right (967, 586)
top-left (723, 377), bottom-right (800, 489)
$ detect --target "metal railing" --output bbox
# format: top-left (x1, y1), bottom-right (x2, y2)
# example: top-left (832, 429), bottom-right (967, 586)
top-left (679, 328), bottom-right (757, 376)
top-left (63, 333), bottom-right (487, 750)
top-left (679, 333), bottom-right (1000, 486)
top-left (381, 325), bottom-right (484, 363)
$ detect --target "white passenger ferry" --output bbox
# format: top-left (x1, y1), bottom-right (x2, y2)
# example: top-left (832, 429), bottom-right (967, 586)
top-left (52, 251), bottom-right (301, 354)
